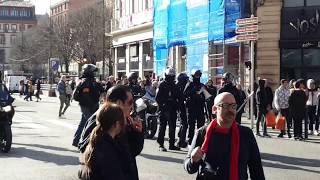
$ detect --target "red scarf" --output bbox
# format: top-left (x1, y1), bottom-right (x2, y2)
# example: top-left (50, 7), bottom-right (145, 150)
top-left (201, 119), bottom-right (240, 180)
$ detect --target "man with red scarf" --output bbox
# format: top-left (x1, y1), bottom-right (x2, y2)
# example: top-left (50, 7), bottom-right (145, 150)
top-left (184, 92), bottom-right (265, 180)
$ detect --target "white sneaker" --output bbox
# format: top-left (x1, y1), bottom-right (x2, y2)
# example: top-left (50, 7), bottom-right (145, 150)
top-left (314, 130), bottom-right (319, 136)
top-left (308, 130), bottom-right (313, 135)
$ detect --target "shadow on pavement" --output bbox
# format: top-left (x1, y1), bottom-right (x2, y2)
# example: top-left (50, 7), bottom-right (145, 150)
top-left (140, 153), bottom-right (184, 164)
top-left (14, 143), bottom-right (79, 153)
top-left (0, 147), bottom-right (79, 166)
top-left (262, 153), bottom-right (320, 174)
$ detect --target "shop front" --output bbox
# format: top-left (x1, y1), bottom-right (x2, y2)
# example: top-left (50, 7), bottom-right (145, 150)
top-left (280, 5), bottom-right (320, 84)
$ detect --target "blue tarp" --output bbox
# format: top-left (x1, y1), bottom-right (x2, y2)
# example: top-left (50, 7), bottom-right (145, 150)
top-left (168, 0), bottom-right (187, 47)
top-left (153, 0), bottom-right (169, 76)
top-left (208, 0), bottom-right (225, 42)
top-left (225, 0), bottom-right (242, 40)
top-left (186, 1), bottom-right (209, 83)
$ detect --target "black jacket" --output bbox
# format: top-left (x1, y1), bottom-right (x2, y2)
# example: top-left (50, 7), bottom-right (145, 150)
top-left (156, 80), bottom-right (181, 111)
top-left (78, 115), bottom-right (144, 180)
top-left (289, 90), bottom-right (308, 119)
top-left (256, 87), bottom-right (268, 112)
top-left (184, 125), bottom-right (265, 180)
top-left (80, 134), bottom-right (130, 180)
top-left (184, 82), bottom-right (206, 108)
top-left (265, 86), bottom-right (273, 108)
top-left (218, 83), bottom-right (243, 110)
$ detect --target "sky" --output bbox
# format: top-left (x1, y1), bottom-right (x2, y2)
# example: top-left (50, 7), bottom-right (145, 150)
top-left (30, 0), bottom-right (61, 15)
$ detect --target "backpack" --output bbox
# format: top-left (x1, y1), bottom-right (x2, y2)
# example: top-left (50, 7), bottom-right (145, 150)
top-left (73, 79), bottom-right (101, 106)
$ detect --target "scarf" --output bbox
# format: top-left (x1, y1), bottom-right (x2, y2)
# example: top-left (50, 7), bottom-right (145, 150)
top-left (201, 119), bottom-right (240, 180)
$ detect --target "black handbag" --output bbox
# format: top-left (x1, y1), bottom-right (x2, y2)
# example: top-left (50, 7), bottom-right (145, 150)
top-left (196, 158), bottom-right (221, 180)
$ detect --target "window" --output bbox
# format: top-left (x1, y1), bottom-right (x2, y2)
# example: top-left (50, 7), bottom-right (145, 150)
top-left (10, 35), bottom-right (16, 44)
top-left (306, 0), bottom-right (320, 6)
top-left (130, 45), bottom-right (138, 57)
top-left (281, 49), bottom-right (302, 67)
top-left (19, 24), bottom-right (25, 31)
top-left (27, 25), bottom-right (33, 29)
top-left (11, 24), bottom-right (17, 32)
top-left (4, 24), bottom-right (9, 32)
top-left (0, 34), bottom-right (5, 44)
top-left (303, 49), bottom-right (320, 66)
top-left (283, 0), bottom-right (304, 7)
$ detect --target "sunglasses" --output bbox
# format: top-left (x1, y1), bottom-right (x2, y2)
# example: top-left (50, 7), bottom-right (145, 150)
top-left (216, 103), bottom-right (237, 110)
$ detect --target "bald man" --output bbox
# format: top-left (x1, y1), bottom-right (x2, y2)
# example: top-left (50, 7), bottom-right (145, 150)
top-left (184, 92), bottom-right (265, 180)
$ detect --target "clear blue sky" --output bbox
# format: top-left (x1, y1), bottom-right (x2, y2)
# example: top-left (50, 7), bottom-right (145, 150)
top-left (30, 0), bottom-right (61, 15)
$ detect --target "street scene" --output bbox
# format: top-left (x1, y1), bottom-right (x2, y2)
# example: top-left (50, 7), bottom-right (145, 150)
top-left (1, 0), bottom-right (320, 180)
top-left (0, 95), bottom-right (319, 180)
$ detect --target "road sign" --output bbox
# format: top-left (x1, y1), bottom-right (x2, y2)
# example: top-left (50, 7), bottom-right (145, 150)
top-left (236, 25), bottom-right (258, 34)
top-left (50, 58), bottom-right (60, 72)
top-left (236, 17), bottom-right (259, 26)
top-left (235, 34), bottom-right (258, 42)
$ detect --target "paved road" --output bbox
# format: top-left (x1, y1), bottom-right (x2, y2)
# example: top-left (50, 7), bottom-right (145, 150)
top-left (0, 94), bottom-right (319, 180)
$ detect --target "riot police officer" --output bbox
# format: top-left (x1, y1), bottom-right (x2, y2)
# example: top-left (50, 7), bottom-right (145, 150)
top-left (72, 64), bottom-right (104, 147)
top-left (218, 72), bottom-right (244, 124)
top-left (176, 72), bottom-right (189, 148)
top-left (156, 67), bottom-right (181, 151)
top-left (184, 70), bottom-right (206, 145)
top-left (127, 72), bottom-right (143, 97)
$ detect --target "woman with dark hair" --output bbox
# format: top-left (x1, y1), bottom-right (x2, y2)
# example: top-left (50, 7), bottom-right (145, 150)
top-left (80, 103), bottom-right (128, 180)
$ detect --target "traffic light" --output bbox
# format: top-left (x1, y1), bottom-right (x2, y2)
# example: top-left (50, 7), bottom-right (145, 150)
top-left (245, 61), bottom-right (252, 70)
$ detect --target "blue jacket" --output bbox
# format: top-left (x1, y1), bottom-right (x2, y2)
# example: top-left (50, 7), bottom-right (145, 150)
top-left (57, 81), bottom-right (66, 96)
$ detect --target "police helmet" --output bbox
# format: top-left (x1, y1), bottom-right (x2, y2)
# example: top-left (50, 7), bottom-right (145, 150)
top-left (82, 64), bottom-right (98, 78)
top-left (191, 69), bottom-right (202, 77)
top-left (165, 67), bottom-right (176, 77)
top-left (177, 72), bottom-right (189, 82)
top-left (222, 72), bottom-right (234, 83)
top-left (128, 72), bottom-right (139, 82)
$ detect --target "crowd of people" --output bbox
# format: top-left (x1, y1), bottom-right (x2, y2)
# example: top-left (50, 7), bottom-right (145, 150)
top-left (38, 63), bottom-right (318, 179)
top-left (19, 79), bottom-right (42, 102)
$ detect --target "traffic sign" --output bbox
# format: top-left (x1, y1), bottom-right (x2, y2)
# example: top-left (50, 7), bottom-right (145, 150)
top-left (236, 17), bottom-right (258, 26)
top-left (235, 34), bottom-right (258, 42)
top-left (236, 25), bottom-right (258, 34)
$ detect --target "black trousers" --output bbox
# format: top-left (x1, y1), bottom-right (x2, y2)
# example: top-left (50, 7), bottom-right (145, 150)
top-left (293, 116), bottom-right (303, 138)
top-left (187, 107), bottom-right (205, 144)
top-left (178, 106), bottom-right (188, 143)
top-left (307, 105), bottom-right (318, 131)
top-left (157, 109), bottom-right (177, 146)
top-left (279, 108), bottom-right (291, 135)
top-left (256, 107), bottom-right (267, 134)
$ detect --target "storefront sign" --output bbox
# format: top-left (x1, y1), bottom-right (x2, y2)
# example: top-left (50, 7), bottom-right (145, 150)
top-left (289, 9), bottom-right (319, 35)
top-left (280, 40), bottom-right (320, 49)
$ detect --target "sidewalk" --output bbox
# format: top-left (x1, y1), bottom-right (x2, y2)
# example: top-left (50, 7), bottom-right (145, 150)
top-left (241, 116), bottom-right (320, 144)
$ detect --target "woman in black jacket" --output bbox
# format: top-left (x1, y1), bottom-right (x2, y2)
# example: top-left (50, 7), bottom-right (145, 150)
top-left (80, 103), bottom-right (129, 180)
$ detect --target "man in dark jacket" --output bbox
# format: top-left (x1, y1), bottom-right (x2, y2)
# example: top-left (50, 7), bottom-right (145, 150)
top-left (218, 72), bottom-right (244, 124)
top-left (184, 92), bottom-right (265, 180)
top-left (78, 85), bottom-right (144, 180)
top-left (72, 64), bottom-right (104, 147)
top-left (184, 70), bottom-right (206, 145)
top-left (176, 72), bottom-right (189, 148)
top-left (289, 79), bottom-right (308, 140)
top-left (156, 67), bottom-right (182, 151)
top-left (256, 79), bottom-right (270, 137)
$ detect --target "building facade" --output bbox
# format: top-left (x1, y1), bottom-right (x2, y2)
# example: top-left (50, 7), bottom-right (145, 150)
top-left (256, 0), bottom-right (320, 89)
top-left (111, 0), bottom-right (154, 79)
top-left (0, 0), bottom-right (37, 69)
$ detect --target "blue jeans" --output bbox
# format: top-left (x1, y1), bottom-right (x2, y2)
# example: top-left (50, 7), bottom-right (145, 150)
top-left (72, 104), bottom-right (99, 147)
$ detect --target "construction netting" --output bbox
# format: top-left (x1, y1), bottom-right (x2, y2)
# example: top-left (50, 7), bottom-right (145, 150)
top-left (186, 0), bottom-right (209, 83)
